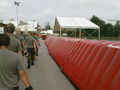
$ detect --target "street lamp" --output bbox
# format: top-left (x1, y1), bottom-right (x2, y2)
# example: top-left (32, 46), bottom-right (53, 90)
top-left (14, 1), bottom-right (20, 24)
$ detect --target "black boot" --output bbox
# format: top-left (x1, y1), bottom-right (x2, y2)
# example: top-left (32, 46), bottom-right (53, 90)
top-left (31, 60), bottom-right (34, 65)
top-left (27, 63), bottom-right (31, 69)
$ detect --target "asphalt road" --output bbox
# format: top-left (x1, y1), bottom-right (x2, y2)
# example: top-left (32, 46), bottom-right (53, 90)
top-left (19, 40), bottom-right (76, 90)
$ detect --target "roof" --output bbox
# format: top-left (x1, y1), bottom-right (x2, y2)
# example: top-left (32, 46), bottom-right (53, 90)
top-left (56, 17), bottom-right (100, 29)
top-left (18, 20), bottom-right (29, 26)
top-left (19, 21), bottom-right (37, 31)
top-left (4, 21), bottom-right (18, 27)
top-left (4, 21), bottom-right (37, 31)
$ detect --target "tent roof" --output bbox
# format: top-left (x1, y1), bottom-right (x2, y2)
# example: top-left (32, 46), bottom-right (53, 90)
top-left (18, 20), bottom-right (29, 26)
top-left (56, 17), bottom-right (100, 29)
top-left (19, 21), bottom-right (37, 31)
top-left (3, 21), bottom-right (18, 27)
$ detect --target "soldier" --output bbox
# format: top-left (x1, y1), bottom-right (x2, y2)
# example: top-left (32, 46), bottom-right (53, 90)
top-left (32, 32), bottom-right (40, 56)
top-left (5, 23), bottom-right (23, 61)
top-left (25, 32), bottom-right (36, 69)
top-left (0, 34), bottom-right (33, 90)
top-left (14, 30), bottom-right (25, 55)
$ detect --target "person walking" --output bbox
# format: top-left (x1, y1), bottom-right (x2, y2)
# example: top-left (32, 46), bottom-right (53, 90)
top-left (0, 34), bottom-right (33, 90)
top-left (31, 32), bottom-right (40, 56)
top-left (14, 30), bottom-right (25, 56)
top-left (5, 23), bottom-right (23, 60)
top-left (25, 32), bottom-right (36, 69)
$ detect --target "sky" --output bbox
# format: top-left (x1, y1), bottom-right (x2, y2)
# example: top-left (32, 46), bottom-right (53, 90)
top-left (0, 0), bottom-right (120, 28)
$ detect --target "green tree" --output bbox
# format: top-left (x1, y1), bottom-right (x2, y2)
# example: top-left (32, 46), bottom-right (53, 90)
top-left (114, 21), bottom-right (120, 36)
top-left (45, 22), bottom-right (51, 30)
top-left (90, 15), bottom-right (106, 37)
top-left (103, 23), bottom-right (113, 37)
top-left (90, 15), bottom-right (106, 27)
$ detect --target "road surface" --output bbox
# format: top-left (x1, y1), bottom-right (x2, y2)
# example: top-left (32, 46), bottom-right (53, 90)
top-left (19, 40), bottom-right (76, 90)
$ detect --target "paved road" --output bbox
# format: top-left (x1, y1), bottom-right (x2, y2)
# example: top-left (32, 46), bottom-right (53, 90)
top-left (19, 40), bottom-right (76, 90)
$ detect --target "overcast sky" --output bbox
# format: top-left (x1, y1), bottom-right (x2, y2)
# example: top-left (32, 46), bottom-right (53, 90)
top-left (0, 0), bottom-right (120, 27)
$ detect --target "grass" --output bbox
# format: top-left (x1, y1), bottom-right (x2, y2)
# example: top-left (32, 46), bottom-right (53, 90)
top-left (62, 35), bottom-right (120, 41)
top-left (100, 37), bottom-right (120, 41)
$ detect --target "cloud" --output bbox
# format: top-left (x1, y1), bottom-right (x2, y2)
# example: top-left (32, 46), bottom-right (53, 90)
top-left (0, 0), bottom-right (10, 7)
top-left (68, 0), bottom-right (95, 3)
top-left (0, 0), bottom-right (120, 27)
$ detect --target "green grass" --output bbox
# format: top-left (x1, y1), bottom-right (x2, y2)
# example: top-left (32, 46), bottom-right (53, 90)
top-left (63, 36), bottom-right (120, 41)
top-left (100, 37), bottom-right (120, 41)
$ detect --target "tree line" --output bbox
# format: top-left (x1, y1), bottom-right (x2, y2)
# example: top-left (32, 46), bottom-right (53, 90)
top-left (90, 15), bottom-right (120, 37)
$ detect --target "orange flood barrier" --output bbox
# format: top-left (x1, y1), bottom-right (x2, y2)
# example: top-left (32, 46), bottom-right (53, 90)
top-left (45, 35), bottom-right (120, 90)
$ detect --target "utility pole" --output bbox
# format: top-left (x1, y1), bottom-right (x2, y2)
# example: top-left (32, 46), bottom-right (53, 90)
top-left (14, 1), bottom-right (20, 24)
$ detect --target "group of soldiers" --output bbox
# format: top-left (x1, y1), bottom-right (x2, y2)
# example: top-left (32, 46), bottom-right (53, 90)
top-left (15, 29), bottom-right (40, 69)
top-left (0, 23), bottom-right (40, 90)
top-left (10, 23), bottom-right (40, 69)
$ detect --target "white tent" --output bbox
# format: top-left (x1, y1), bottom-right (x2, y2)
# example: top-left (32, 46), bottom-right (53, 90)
top-left (4, 21), bottom-right (18, 27)
top-left (40, 30), bottom-right (53, 35)
top-left (54, 17), bottom-right (100, 39)
top-left (19, 21), bottom-right (37, 31)
top-left (4, 20), bottom-right (37, 32)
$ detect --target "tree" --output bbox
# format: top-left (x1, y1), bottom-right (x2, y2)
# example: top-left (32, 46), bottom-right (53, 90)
top-left (114, 21), bottom-right (120, 36)
top-left (90, 15), bottom-right (106, 26)
top-left (90, 15), bottom-right (106, 37)
top-left (45, 22), bottom-right (51, 30)
top-left (35, 23), bottom-right (42, 32)
top-left (103, 23), bottom-right (113, 37)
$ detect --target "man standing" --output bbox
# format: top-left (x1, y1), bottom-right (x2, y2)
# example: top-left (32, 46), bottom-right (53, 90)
top-left (0, 34), bottom-right (33, 90)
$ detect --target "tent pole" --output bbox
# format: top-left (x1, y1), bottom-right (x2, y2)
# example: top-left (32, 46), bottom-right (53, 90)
top-left (75, 30), bottom-right (76, 38)
top-left (98, 28), bottom-right (100, 40)
top-left (79, 28), bottom-right (81, 38)
top-left (60, 27), bottom-right (62, 37)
